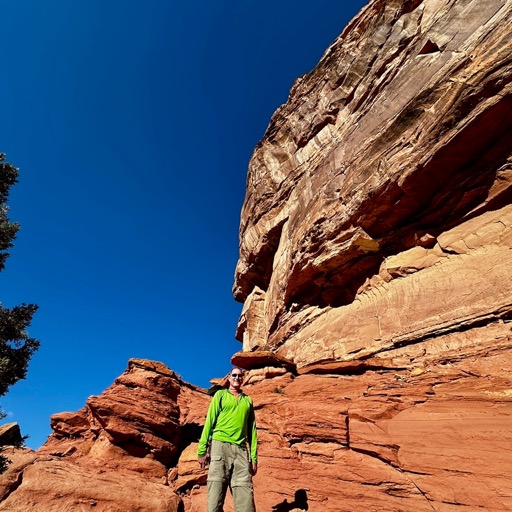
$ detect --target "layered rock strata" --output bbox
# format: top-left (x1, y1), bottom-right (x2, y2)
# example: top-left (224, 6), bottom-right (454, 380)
top-left (1, 354), bottom-right (511, 511)
top-left (233, 0), bottom-right (512, 373)
top-left (0, 359), bottom-right (209, 512)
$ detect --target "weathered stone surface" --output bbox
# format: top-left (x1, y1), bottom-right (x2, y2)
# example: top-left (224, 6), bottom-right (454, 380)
top-left (172, 442), bottom-right (207, 492)
top-left (3, 0), bottom-right (512, 511)
top-left (0, 359), bottom-right (212, 511)
top-left (244, 366), bottom-right (290, 385)
top-left (0, 423), bottom-right (22, 447)
top-left (0, 448), bottom-right (37, 503)
top-left (231, 350), bottom-right (296, 372)
top-left (246, 340), bottom-right (512, 512)
top-left (1, 351), bottom-right (511, 510)
top-left (226, 0), bottom-right (512, 508)
top-left (44, 358), bottom-right (185, 467)
top-left (0, 448), bottom-right (182, 512)
top-left (233, 0), bottom-right (512, 374)
top-left (235, 286), bottom-right (267, 351)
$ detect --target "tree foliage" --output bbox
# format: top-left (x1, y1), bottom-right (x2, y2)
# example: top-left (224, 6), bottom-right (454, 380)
top-left (0, 154), bottom-right (39, 472)
top-left (0, 304), bottom-right (40, 396)
top-left (0, 155), bottom-right (20, 272)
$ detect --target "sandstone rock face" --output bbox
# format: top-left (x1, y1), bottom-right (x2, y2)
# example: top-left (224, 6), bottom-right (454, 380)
top-left (1, 355), bottom-right (510, 511)
top-left (0, 359), bottom-right (210, 512)
top-left (234, 0), bottom-right (512, 374)
top-left (227, 0), bottom-right (512, 508)
top-left (0, 447), bottom-right (183, 512)
top-left (245, 345), bottom-right (512, 512)
top-left (0, 423), bottom-right (22, 448)
top-left (2, 1), bottom-right (512, 511)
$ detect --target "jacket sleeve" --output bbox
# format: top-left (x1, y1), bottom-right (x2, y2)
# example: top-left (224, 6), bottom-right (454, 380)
top-left (197, 390), bottom-right (223, 457)
top-left (248, 400), bottom-right (258, 463)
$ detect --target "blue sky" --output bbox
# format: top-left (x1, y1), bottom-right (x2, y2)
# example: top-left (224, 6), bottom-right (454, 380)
top-left (0, 0), bottom-right (367, 449)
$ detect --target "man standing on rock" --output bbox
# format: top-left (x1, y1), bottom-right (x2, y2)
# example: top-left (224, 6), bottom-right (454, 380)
top-left (197, 367), bottom-right (258, 512)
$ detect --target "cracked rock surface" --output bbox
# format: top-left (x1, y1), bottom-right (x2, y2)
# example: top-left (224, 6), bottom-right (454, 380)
top-left (1, 350), bottom-right (511, 511)
top-left (234, 0), bottom-right (512, 372)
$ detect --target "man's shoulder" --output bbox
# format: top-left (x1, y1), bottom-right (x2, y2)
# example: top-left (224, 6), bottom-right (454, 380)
top-left (213, 388), bottom-right (229, 402)
top-left (240, 391), bottom-right (253, 404)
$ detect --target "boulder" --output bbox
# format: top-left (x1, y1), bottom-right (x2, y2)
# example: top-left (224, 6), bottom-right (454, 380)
top-left (0, 423), bottom-right (22, 448)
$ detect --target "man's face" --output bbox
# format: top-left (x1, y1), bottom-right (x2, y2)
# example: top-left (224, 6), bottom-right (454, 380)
top-left (230, 370), bottom-right (244, 388)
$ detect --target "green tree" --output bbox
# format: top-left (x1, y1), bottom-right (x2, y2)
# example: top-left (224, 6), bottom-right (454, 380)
top-left (0, 154), bottom-right (39, 473)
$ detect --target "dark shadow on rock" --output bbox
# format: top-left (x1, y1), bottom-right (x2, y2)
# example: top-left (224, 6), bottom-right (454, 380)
top-left (271, 489), bottom-right (309, 511)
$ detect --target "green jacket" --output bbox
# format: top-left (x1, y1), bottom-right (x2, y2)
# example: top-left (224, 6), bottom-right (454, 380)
top-left (197, 388), bottom-right (258, 462)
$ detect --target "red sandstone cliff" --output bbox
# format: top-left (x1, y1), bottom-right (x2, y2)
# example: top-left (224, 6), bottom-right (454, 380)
top-left (233, 0), bottom-right (512, 374)
top-left (1, 355), bottom-right (510, 511)
top-left (1, 0), bottom-right (512, 510)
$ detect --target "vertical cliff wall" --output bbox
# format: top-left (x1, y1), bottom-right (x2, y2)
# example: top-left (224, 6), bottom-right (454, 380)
top-left (233, 0), bottom-right (512, 373)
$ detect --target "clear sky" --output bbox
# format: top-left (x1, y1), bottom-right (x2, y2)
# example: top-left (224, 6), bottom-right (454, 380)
top-left (0, 0), bottom-right (367, 449)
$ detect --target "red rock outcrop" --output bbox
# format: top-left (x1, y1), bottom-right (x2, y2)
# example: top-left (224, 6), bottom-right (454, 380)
top-left (0, 423), bottom-right (22, 448)
top-left (0, 359), bottom-right (210, 511)
top-left (1, 352), bottom-right (511, 511)
top-left (234, 0), bottom-right (512, 374)
top-left (2, 0), bottom-right (512, 510)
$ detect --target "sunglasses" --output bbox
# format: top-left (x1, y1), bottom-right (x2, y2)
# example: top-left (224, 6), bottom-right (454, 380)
top-left (231, 374), bottom-right (243, 379)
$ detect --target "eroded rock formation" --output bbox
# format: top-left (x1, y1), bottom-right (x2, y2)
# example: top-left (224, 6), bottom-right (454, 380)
top-left (0, 359), bottom-right (207, 511)
top-left (234, 0), bottom-right (512, 374)
top-left (1, 353), bottom-right (511, 511)
top-left (1, 0), bottom-right (512, 510)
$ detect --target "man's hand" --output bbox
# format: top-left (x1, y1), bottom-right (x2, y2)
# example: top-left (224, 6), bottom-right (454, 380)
top-left (251, 461), bottom-right (258, 476)
top-left (198, 454), bottom-right (209, 469)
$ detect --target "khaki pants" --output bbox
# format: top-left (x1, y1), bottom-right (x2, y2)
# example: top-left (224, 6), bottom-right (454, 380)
top-left (207, 440), bottom-right (255, 512)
